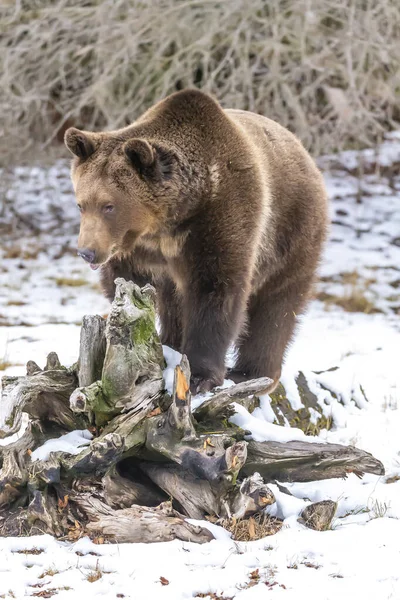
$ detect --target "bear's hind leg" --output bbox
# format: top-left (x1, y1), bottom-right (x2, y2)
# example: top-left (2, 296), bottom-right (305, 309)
top-left (233, 279), bottom-right (311, 392)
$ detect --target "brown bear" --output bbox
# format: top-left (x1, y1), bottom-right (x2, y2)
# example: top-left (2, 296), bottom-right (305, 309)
top-left (65, 89), bottom-right (329, 394)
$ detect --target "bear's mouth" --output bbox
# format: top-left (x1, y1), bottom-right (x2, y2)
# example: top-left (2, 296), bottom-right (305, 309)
top-left (90, 264), bottom-right (100, 271)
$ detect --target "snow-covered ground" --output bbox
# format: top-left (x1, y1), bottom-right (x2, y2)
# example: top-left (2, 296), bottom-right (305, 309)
top-left (0, 134), bottom-right (400, 599)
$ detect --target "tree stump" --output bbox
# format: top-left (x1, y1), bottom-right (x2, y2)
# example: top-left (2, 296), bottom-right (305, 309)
top-left (0, 279), bottom-right (385, 543)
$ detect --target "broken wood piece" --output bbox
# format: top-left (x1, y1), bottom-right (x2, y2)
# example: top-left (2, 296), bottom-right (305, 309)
top-left (168, 357), bottom-right (196, 441)
top-left (193, 377), bottom-right (273, 422)
top-left (227, 472), bottom-right (275, 520)
top-left (78, 315), bottom-right (106, 387)
top-left (243, 440), bottom-right (385, 482)
top-left (79, 497), bottom-right (214, 544)
top-left (0, 357), bottom-right (81, 439)
top-left (140, 463), bottom-right (220, 519)
top-left (300, 500), bottom-right (338, 531)
top-left (69, 280), bottom-right (165, 424)
top-left (102, 464), bottom-right (167, 509)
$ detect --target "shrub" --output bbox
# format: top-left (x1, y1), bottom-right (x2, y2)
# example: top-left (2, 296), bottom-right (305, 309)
top-left (1, 0), bottom-right (399, 163)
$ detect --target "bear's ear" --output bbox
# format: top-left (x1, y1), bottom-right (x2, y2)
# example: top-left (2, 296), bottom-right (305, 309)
top-left (123, 138), bottom-right (155, 175)
top-left (123, 138), bottom-right (174, 180)
top-left (64, 128), bottom-right (98, 160)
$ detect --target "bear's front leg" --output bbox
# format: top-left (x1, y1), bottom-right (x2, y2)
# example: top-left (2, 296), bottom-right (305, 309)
top-left (178, 206), bottom-right (255, 394)
top-left (157, 276), bottom-right (183, 352)
top-left (181, 284), bottom-right (248, 394)
top-left (100, 255), bottom-right (152, 301)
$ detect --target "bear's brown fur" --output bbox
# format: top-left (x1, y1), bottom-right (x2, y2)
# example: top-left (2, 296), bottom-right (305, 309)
top-left (65, 89), bottom-right (329, 393)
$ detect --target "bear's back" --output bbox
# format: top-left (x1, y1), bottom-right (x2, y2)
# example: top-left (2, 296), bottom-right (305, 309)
top-left (225, 109), bottom-right (324, 196)
top-left (225, 108), bottom-right (329, 289)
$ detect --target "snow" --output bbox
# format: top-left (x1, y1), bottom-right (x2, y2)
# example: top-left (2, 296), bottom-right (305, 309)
top-left (30, 430), bottom-right (93, 462)
top-left (162, 344), bottom-right (183, 394)
top-left (1, 133), bottom-right (400, 598)
top-left (230, 403), bottom-right (311, 443)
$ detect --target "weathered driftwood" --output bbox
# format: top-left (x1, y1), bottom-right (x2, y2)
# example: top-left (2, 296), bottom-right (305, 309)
top-left (78, 315), bottom-right (106, 387)
top-left (243, 440), bottom-right (384, 482)
top-left (70, 281), bottom-right (165, 424)
top-left (300, 500), bottom-right (338, 531)
top-left (102, 464), bottom-right (167, 509)
top-left (80, 498), bottom-right (214, 544)
top-left (0, 358), bottom-right (80, 439)
top-left (0, 278), bottom-right (385, 543)
top-left (193, 377), bottom-right (273, 422)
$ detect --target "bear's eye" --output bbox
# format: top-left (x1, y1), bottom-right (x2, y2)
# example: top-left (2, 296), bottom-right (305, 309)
top-left (103, 204), bottom-right (115, 214)
top-left (77, 204), bottom-right (82, 212)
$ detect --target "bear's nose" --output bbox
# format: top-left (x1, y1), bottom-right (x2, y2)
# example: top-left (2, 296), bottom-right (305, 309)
top-left (77, 248), bottom-right (96, 264)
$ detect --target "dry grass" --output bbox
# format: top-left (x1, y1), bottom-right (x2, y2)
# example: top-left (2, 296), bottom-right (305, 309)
top-left (0, 360), bottom-right (13, 371)
top-left (39, 568), bottom-right (59, 579)
top-left (195, 594), bottom-right (233, 600)
top-left (317, 270), bottom-right (380, 314)
top-left (31, 589), bottom-right (71, 598)
top-left (0, 0), bottom-right (399, 164)
top-left (220, 514), bottom-right (282, 541)
top-left (368, 499), bottom-right (390, 519)
top-left (14, 548), bottom-right (44, 555)
top-left (85, 561), bottom-right (106, 583)
top-left (6, 300), bottom-right (27, 307)
top-left (86, 569), bottom-right (103, 583)
top-left (318, 290), bottom-right (379, 314)
top-left (54, 277), bottom-right (88, 287)
top-left (3, 246), bottom-right (40, 260)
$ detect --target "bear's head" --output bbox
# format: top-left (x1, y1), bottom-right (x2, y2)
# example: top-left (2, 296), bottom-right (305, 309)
top-left (64, 127), bottom-right (183, 269)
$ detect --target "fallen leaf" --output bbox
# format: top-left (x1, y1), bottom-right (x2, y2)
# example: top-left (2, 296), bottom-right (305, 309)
top-left (160, 576), bottom-right (169, 586)
top-left (93, 536), bottom-right (105, 545)
top-left (58, 495), bottom-right (69, 509)
top-left (203, 436), bottom-right (216, 450)
top-left (67, 528), bottom-right (81, 541)
top-left (205, 515), bottom-right (218, 523)
top-left (265, 581), bottom-right (286, 590)
top-left (249, 569), bottom-right (259, 581)
top-left (148, 407), bottom-right (162, 417)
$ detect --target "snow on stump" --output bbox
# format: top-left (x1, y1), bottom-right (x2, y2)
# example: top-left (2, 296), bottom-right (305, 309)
top-left (0, 279), bottom-right (384, 543)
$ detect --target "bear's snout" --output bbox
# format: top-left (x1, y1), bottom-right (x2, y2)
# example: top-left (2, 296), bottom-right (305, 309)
top-left (77, 247), bottom-right (96, 264)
